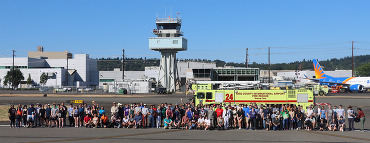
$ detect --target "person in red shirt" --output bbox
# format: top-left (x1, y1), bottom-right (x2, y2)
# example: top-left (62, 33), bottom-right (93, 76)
top-left (166, 105), bottom-right (173, 119)
top-left (356, 108), bottom-right (366, 131)
top-left (216, 105), bottom-right (224, 118)
top-left (84, 114), bottom-right (91, 128)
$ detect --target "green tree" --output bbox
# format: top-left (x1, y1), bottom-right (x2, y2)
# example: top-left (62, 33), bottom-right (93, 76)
top-left (357, 63), bottom-right (370, 77)
top-left (3, 68), bottom-right (24, 88)
top-left (39, 73), bottom-right (48, 86)
top-left (26, 74), bottom-right (33, 85)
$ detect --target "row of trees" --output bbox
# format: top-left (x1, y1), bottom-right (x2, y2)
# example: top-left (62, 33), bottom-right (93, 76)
top-left (2, 69), bottom-right (48, 88)
top-left (97, 55), bottom-right (370, 76)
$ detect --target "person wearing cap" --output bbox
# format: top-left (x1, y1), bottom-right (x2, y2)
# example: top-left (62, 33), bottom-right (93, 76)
top-left (273, 115), bottom-right (280, 131)
top-left (166, 105), bottom-right (173, 119)
top-left (163, 116), bottom-right (173, 129)
top-left (141, 104), bottom-right (149, 128)
top-left (356, 108), bottom-right (366, 131)
top-left (338, 116), bottom-right (345, 132)
top-left (248, 106), bottom-right (257, 130)
top-left (117, 103), bottom-right (124, 125)
top-left (111, 102), bottom-right (118, 117)
top-left (347, 105), bottom-right (355, 131)
top-left (223, 105), bottom-right (231, 130)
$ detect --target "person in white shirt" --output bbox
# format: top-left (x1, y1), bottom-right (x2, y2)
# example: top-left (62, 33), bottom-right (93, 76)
top-left (141, 104), bottom-right (149, 128)
top-left (110, 102), bottom-right (118, 116)
top-left (122, 116), bottom-right (129, 128)
top-left (197, 116), bottom-right (205, 129)
top-left (134, 105), bottom-right (142, 115)
top-left (337, 105), bottom-right (345, 119)
top-left (347, 106), bottom-right (355, 131)
top-left (223, 105), bottom-right (231, 130)
top-left (306, 106), bottom-right (314, 117)
top-left (204, 116), bottom-right (211, 130)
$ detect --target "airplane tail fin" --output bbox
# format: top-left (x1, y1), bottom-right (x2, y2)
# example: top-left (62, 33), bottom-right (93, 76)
top-left (313, 59), bottom-right (332, 79)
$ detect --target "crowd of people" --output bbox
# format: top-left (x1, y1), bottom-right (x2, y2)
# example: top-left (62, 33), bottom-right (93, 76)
top-left (7, 100), bottom-right (367, 132)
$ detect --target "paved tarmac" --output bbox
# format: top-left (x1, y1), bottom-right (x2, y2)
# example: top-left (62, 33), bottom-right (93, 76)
top-left (0, 92), bottom-right (369, 143)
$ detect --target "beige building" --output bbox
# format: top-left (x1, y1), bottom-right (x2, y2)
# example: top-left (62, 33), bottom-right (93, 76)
top-left (28, 46), bottom-right (72, 59)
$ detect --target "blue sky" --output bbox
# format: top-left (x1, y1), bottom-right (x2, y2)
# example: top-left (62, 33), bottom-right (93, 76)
top-left (1, 0), bottom-right (370, 64)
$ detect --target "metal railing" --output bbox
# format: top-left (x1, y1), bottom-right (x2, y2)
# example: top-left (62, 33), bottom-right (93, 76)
top-left (156, 18), bottom-right (181, 23)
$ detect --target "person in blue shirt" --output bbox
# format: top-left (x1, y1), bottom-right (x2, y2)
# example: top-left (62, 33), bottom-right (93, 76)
top-left (164, 116), bottom-right (173, 129)
top-left (148, 105), bottom-right (155, 128)
top-left (99, 107), bottom-right (105, 117)
top-left (78, 104), bottom-right (85, 127)
top-left (248, 106), bottom-right (257, 130)
top-left (134, 113), bottom-right (142, 129)
top-left (45, 104), bottom-right (51, 127)
top-left (67, 104), bottom-right (74, 127)
top-left (243, 105), bottom-right (250, 129)
top-left (320, 106), bottom-right (326, 123)
top-left (27, 104), bottom-right (36, 128)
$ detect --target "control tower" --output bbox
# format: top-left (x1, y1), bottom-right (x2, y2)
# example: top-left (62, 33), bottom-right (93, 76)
top-left (149, 16), bottom-right (187, 92)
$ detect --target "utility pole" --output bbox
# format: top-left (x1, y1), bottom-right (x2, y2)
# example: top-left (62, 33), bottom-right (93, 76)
top-left (352, 41), bottom-right (354, 77)
top-left (122, 49), bottom-right (125, 80)
top-left (246, 48), bottom-right (248, 68)
top-left (66, 54), bottom-right (68, 87)
top-left (12, 50), bottom-right (15, 89)
top-left (268, 47), bottom-right (271, 83)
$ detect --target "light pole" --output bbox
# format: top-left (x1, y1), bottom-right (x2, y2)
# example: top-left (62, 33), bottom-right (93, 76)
top-left (55, 72), bottom-right (58, 88)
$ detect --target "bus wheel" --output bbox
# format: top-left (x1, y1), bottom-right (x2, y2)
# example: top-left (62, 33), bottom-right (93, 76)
top-left (319, 91), bottom-right (324, 96)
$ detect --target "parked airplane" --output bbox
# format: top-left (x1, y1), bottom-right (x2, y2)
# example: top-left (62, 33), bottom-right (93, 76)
top-left (305, 59), bottom-right (370, 92)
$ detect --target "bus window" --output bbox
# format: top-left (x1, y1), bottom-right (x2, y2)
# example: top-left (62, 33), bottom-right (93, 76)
top-left (206, 92), bottom-right (213, 99)
top-left (197, 92), bottom-right (205, 99)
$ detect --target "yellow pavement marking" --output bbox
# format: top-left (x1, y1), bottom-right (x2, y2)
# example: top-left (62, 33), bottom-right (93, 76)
top-left (25, 129), bottom-right (185, 143)
top-left (302, 130), bottom-right (370, 141)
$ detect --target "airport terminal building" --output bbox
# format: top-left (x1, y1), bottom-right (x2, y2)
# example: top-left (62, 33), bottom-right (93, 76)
top-left (0, 47), bottom-right (98, 88)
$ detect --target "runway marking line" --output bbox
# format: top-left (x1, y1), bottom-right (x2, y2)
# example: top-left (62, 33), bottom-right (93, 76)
top-left (301, 130), bottom-right (370, 141)
top-left (24, 129), bottom-right (185, 143)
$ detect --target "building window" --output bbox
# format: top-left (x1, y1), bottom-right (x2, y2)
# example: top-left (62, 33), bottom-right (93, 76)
top-left (99, 79), bottom-right (115, 82)
top-left (197, 92), bottom-right (205, 99)
top-left (173, 40), bottom-right (178, 44)
top-left (206, 92), bottom-right (213, 99)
